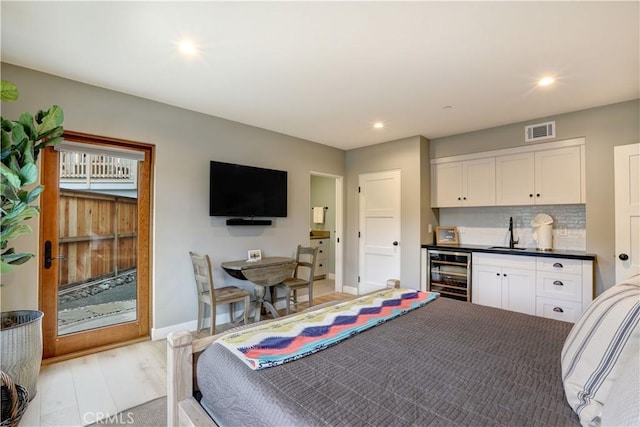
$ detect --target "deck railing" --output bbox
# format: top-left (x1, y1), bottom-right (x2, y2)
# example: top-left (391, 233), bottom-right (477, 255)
top-left (60, 152), bottom-right (137, 186)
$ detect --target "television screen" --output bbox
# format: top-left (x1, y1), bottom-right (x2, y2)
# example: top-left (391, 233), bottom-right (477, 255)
top-left (209, 161), bottom-right (287, 217)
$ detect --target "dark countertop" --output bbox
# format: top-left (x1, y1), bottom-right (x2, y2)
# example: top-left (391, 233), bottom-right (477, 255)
top-left (421, 243), bottom-right (596, 261)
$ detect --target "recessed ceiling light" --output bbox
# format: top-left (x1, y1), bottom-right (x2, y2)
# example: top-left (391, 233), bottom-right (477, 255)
top-left (373, 122), bottom-right (384, 129)
top-left (178, 40), bottom-right (198, 56)
top-left (538, 76), bottom-right (555, 87)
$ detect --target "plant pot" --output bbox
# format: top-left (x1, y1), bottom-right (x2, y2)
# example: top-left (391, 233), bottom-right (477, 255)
top-left (0, 311), bottom-right (43, 401)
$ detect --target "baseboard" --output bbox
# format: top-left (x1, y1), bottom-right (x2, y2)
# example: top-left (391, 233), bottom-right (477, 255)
top-left (342, 285), bottom-right (358, 295)
top-left (152, 319), bottom-right (198, 341)
top-left (152, 309), bottom-right (248, 341)
top-left (328, 273), bottom-right (335, 280)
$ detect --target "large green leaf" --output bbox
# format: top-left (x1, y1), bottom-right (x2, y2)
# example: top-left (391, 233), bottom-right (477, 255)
top-left (10, 122), bottom-right (27, 145)
top-left (36, 105), bottom-right (64, 137)
top-left (2, 251), bottom-right (34, 265)
top-left (19, 162), bottom-right (38, 186)
top-left (23, 140), bottom-right (35, 165)
top-left (24, 185), bottom-right (44, 204)
top-left (0, 80), bottom-right (19, 102)
top-left (1, 127), bottom-right (13, 152)
top-left (0, 162), bottom-right (21, 189)
top-left (35, 135), bottom-right (62, 152)
top-left (1, 205), bottom-right (37, 226)
top-left (18, 112), bottom-right (36, 141)
top-left (0, 224), bottom-right (32, 242)
top-left (36, 125), bottom-right (63, 142)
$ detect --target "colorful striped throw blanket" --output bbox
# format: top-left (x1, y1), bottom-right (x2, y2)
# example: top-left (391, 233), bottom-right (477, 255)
top-left (217, 288), bottom-right (439, 370)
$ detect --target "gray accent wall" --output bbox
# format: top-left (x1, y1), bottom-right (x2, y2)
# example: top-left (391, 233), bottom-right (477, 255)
top-left (431, 99), bottom-right (640, 294)
top-left (345, 136), bottom-right (431, 289)
top-left (0, 63), bottom-right (345, 332)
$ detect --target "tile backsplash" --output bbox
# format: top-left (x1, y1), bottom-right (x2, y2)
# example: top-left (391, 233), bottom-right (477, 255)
top-left (438, 204), bottom-right (586, 250)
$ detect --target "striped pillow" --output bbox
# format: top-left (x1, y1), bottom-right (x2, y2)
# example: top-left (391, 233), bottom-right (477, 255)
top-left (561, 274), bottom-right (640, 426)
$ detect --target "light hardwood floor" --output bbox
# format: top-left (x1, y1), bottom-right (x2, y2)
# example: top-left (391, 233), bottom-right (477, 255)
top-left (20, 339), bottom-right (166, 426)
top-left (24, 287), bottom-right (350, 426)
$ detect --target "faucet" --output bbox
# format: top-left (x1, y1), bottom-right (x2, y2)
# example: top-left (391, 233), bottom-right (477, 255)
top-left (509, 217), bottom-right (520, 249)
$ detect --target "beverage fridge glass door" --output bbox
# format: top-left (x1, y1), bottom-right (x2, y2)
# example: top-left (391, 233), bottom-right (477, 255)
top-left (427, 250), bottom-right (471, 301)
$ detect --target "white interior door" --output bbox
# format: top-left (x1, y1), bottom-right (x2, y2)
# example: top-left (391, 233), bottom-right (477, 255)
top-left (614, 143), bottom-right (640, 282)
top-left (358, 170), bottom-right (401, 294)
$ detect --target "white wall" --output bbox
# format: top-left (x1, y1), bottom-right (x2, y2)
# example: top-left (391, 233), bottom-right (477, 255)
top-left (0, 64), bottom-right (345, 335)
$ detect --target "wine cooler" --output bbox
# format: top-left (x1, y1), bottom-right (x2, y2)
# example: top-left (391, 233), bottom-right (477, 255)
top-left (427, 249), bottom-right (471, 302)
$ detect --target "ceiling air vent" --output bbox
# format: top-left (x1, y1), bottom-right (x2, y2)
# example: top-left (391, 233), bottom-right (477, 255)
top-left (525, 121), bottom-right (555, 142)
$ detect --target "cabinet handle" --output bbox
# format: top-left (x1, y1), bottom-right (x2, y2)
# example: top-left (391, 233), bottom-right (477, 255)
top-left (553, 262), bottom-right (563, 268)
top-left (553, 280), bottom-right (564, 286)
top-left (529, 194), bottom-right (533, 198)
top-left (319, 240), bottom-right (323, 244)
top-left (553, 307), bottom-right (564, 313)
top-left (536, 193), bottom-right (541, 197)
top-left (457, 197), bottom-right (462, 200)
top-left (463, 197), bottom-right (467, 200)
top-left (503, 274), bottom-right (507, 277)
top-left (496, 273), bottom-right (500, 276)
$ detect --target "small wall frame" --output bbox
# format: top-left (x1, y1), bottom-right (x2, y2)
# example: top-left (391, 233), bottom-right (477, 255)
top-left (435, 226), bottom-right (459, 245)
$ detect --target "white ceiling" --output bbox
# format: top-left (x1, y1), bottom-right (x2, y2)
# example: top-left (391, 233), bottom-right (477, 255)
top-left (1, 1), bottom-right (638, 150)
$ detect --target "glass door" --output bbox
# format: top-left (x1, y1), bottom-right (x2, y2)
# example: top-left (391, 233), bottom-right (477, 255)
top-left (39, 131), bottom-right (153, 359)
top-left (427, 250), bottom-right (471, 301)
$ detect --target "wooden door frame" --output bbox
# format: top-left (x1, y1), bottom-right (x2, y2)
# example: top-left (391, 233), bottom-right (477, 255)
top-left (39, 131), bottom-right (154, 360)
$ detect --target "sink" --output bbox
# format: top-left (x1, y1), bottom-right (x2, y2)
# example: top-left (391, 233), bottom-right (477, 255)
top-left (489, 246), bottom-right (527, 251)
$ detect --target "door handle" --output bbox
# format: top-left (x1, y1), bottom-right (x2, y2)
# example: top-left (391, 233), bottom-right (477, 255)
top-left (44, 240), bottom-right (66, 269)
top-left (392, 241), bottom-right (399, 246)
top-left (619, 253), bottom-right (629, 261)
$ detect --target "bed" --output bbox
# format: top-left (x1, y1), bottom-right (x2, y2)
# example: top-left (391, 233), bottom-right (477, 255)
top-left (167, 276), bottom-right (640, 427)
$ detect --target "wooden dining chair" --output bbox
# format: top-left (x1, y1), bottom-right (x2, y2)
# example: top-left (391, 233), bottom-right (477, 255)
top-left (189, 251), bottom-right (251, 335)
top-left (276, 245), bottom-right (319, 315)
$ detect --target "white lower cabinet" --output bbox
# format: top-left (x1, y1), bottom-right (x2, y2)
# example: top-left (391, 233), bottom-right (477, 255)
top-left (472, 254), bottom-right (536, 315)
top-left (472, 252), bottom-right (594, 322)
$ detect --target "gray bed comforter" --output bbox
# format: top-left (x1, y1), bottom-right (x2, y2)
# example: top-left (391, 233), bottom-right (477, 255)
top-left (197, 297), bottom-right (580, 426)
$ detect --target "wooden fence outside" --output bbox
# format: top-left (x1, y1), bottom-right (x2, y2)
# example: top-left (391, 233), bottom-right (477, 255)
top-left (58, 189), bottom-right (137, 288)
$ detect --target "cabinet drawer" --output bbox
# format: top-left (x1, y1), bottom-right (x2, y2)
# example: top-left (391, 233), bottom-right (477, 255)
top-left (315, 262), bottom-right (326, 278)
top-left (536, 297), bottom-right (583, 323)
top-left (536, 257), bottom-right (583, 274)
top-left (310, 238), bottom-right (328, 248)
top-left (473, 253), bottom-right (535, 270)
top-left (537, 272), bottom-right (583, 302)
top-left (315, 246), bottom-right (328, 261)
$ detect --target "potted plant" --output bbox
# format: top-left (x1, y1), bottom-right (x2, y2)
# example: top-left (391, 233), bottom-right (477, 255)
top-left (1, 80), bottom-right (63, 421)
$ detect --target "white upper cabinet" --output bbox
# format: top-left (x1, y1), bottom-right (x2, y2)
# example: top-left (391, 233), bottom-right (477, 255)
top-left (495, 152), bottom-right (535, 205)
top-left (432, 157), bottom-right (495, 207)
top-left (433, 138), bottom-right (585, 208)
top-left (534, 146), bottom-right (583, 204)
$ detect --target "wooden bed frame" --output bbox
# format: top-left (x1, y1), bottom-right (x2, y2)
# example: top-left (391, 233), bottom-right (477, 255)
top-left (166, 280), bottom-right (401, 426)
top-left (167, 330), bottom-right (218, 427)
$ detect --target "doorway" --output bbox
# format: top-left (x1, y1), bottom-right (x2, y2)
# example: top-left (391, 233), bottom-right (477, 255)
top-left (614, 143), bottom-right (640, 282)
top-left (39, 131), bottom-right (154, 359)
top-left (358, 170), bottom-right (401, 294)
top-left (310, 172), bottom-right (343, 293)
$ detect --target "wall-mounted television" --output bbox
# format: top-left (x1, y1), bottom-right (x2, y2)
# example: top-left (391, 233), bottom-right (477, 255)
top-left (209, 161), bottom-right (287, 218)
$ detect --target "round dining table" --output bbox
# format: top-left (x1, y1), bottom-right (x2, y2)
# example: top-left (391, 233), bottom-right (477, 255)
top-left (221, 257), bottom-right (296, 322)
